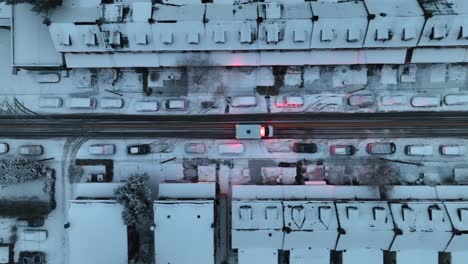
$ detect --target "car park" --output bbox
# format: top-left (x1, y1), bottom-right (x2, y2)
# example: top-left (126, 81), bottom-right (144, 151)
top-left (19, 251), bottom-right (46, 264)
top-left (410, 96), bottom-right (440, 107)
top-left (230, 96), bottom-right (257, 107)
top-left (219, 143), bottom-right (245, 154)
top-left (127, 144), bottom-right (151, 155)
top-left (444, 94), bottom-right (468, 106)
top-left (347, 95), bottom-right (374, 107)
top-left (39, 97), bottom-right (63, 108)
top-left (440, 145), bottom-right (464, 156)
top-left (68, 97), bottom-right (96, 109)
top-left (0, 143), bottom-right (8, 154)
top-left (19, 145), bottom-right (43, 156)
top-left (330, 145), bottom-right (355, 156)
top-left (88, 144), bottom-right (115, 155)
top-left (100, 98), bottom-right (124, 109)
top-left (236, 124), bottom-right (273, 139)
top-left (405, 145), bottom-right (433, 156)
top-left (184, 143), bottom-right (206, 154)
top-left (275, 96), bottom-right (304, 108)
top-left (292, 143), bottom-right (317, 153)
top-left (366, 142), bottom-right (396, 155)
top-left (165, 99), bottom-right (188, 111)
top-left (380, 95), bottom-right (406, 106)
top-left (135, 101), bottom-right (159, 112)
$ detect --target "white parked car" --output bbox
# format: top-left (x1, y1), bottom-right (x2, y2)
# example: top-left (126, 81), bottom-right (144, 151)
top-left (135, 101), bottom-right (159, 112)
top-left (444, 94), bottom-right (468, 106)
top-left (230, 96), bottom-right (257, 107)
top-left (39, 97), bottom-right (63, 108)
top-left (165, 99), bottom-right (188, 111)
top-left (380, 95), bottom-right (406, 106)
top-left (0, 143), bottom-right (9, 154)
top-left (88, 144), bottom-right (115, 155)
top-left (19, 145), bottom-right (43, 156)
top-left (100, 98), bottom-right (124, 109)
top-left (347, 95), bottom-right (374, 107)
top-left (218, 143), bottom-right (245, 154)
top-left (69, 97), bottom-right (96, 109)
top-left (275, 96), bottom-right (304, 108)
top-left (184, 143), bottom-right (206, 154)
top-left (410, 96), bottom-right (440, 107)
top-left (440, 145), bottom-right (464, 156)
top-left (405, 145), bottom-right (433, 156)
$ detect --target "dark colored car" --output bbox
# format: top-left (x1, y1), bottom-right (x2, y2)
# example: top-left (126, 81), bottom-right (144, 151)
top-left (19, 251), bottom-right (46, 264)
top-left (127, 144), bottom-right (151, 155)
top-left (292, 143), bottom-right (317, 153)
top-left (366, 142), bottom-right (396, 155)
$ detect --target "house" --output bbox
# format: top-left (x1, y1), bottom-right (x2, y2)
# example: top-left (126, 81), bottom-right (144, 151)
top-left (0, 3), bottom-right (11, 27)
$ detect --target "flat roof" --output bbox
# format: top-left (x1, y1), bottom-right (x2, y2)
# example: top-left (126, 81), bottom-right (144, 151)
top-left (418, 0), bottom-right (468, 15)
top-left (68, 200), bottom-right (128, 264)
top-left (158, 183), bottom-right (216, 199)
top-left (154, 201), bottom-right (214, 264)
top-left (311, 1), bottom-right (368, 19)
top-left (365, 0), bottom-right (423, 17)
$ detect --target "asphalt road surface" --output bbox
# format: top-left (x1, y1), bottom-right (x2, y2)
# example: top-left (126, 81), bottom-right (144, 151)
top-left (2, 112), bottom-right (468, 139)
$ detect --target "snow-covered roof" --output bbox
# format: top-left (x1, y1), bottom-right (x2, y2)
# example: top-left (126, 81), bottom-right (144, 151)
top-left (364, 0), bottom-right (424, 48)
top-left (232, 201), bottom-right (283, 249)
top-left (205, 3), bottom-right (257, 21)
top-left (132, 2), bottom-right (153, 22)
top-left (232, 185), bottom-right (381, 200)
top-left (390, 202), bottom-right (452, 251)
top-left (444, 202), bottom-right (468, 251)
top-left (258, 2), bottom-right (312, 20)
top-left (49, 6), bottom-right (101, 23)
top-left (283, 201), bottom-right (338, 250)
top-left (73, 183), bottom-right (124, 199)
top-left (0, 246), bottom-right (8, 263)
top-left (0, 3), bottom-right (11, 27)
top-left (238, 248), bottom-right (278, 264)
top-left (385, 185), bottom-right (438, 200)
top-left (68, 200), bottom-right (128, 264)
top-left (336, 202), bottom-right (394, 250)
top-left (418, 0), bottom-right (468, 16)
top-left (158, 183), bottom-right (216, 199)
top-left (154, 201), bottom-right (214, 264)
top-left (153, 4), bottom-right (205, 21)
top-left (311, 1), bottom-right (368, 19)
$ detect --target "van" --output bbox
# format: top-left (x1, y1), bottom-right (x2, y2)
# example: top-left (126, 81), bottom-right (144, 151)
top-left (100, 98), bottom-right (124, 109)
top-left (236, 124), bottom-right (273, 139)
top-left (22, 229), bottom-right (48, 241)
top-left (275, 96), bottom-right (304, 108)
top-left (444, 94), bottom-right (468, 106)
top-left (218, 143), bottom-right (245, 154)
top-left (39, 97), bottom-right (63, 108)
top-left (69, 97), bottom-right (96, 109)
top-left (410, 96), bottom-right (440, 107)
top-left (230, 96), bottom-right (257, 107)
top-left (405, 145), bottom-right (433, 156)
top-left (135, 101), bottom-right (159, 112)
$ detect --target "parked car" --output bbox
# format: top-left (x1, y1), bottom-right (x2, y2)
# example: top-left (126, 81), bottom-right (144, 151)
top-left (100, 98), bottom-right (124, 109)
top-left (19, 145), bottom-right (43, 156)
top-left (39, 97), bottom-right (63, 108)
top-left (230, 96), bottom-right (257, 107)
top-left (0, 142), bottom-right (8, 154)
top-left (275, 96), bottom-right (304, 108)
top-left (410, 96), bottom-right (440, 107)
top-left (127, 144), bottom-right (151, 155)
top-left (88, 144), bottom-right (115, 155)
top-left (366, 142), bottom-right (396, 155)
top-left (330, 145), bottom-right (355, 156)
top-left (236, 124), bottom-right (273, 139)
top-left (380, 95), bottom-right (406, 106)
top-left (405, 145), bottom-right (433, 156)
top-left (218, 143), bottom-right (245, 154)
top-left (444, 94), bottom-right (468, 106)
top-left (19, 251), bottom-right (46, 264)
top-left (135, 101), bottom-right (159, 112)
top-left (348, 95), bottom-right (374, 107)
top-left (165, 99), bottom-right (188, 111)
top-left (440, 145), bottom-right (464, 156)
top-left (292, 143), bottom-right (317, 153)
top-left (184, 143), bottom-right (206, 154)
top-left (86, 173), bottom-right (108, 182)
top-left (68, 97), bottom-right (96, 109)
top-left (21, 230), bottom-right (47, 241)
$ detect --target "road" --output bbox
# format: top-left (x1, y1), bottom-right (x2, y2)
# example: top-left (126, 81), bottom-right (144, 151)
top-left (2, 112), bottom-right (468, 138)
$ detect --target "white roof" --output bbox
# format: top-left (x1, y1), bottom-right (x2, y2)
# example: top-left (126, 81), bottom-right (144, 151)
top-left (154, 201), bottom-right (214, 264)
top-left (0, 3), bottom-right (11, 26)
top-left (342, 249), bottom-right (383, 264)
top-left (73, 183), bottom-right (125, 199)
top-left (390, 202), bottom-right (452, 251)
top-left (158, 183), bottom-right (216, 199)
top-left (365, 0), bottom-right (423, 17)
top-left (283, 201), bottom-right (338, 250)
top-left (205, 3), bottom-right (257, 20)
top-left (68, 201), bottom-right (128, 264)
top-left (238, 248), bottom-right (278, 264)
top-left (418, 0), bottom-right (468, 16)
top-left (0, 246), bottom-right (8, 263)
top-left (311, 1), bottom-right (368, 19)
top-left (385, 185), bottom-right (438, 200)
top-left (336, 202), bottom-right (394, 250)
top-left (232, 185), bottom-right (381, 200)
top-left (132, 2), bottom-right (153, 22)
top-left (153, 4), bottom-right (205, 21)
top-left (443, 202), bottom-right (468, 251)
